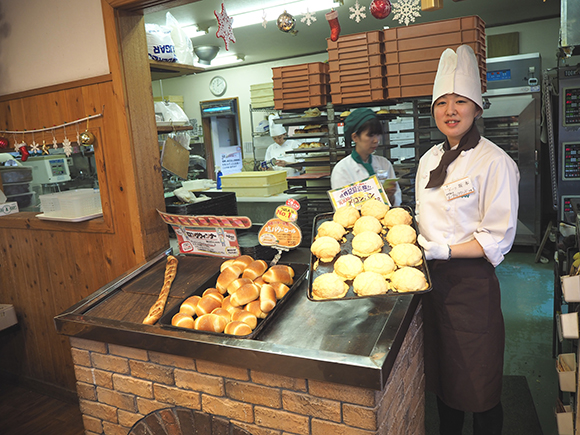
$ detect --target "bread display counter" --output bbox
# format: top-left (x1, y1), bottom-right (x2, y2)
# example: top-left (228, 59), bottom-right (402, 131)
top-left (55, 247), bottom-right (424, 434)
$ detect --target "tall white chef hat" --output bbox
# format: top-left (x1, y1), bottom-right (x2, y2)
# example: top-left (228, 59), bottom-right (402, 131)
top-left (431, 45), bottom-right (483, 115)
top-left (268, 114), bottom-right (287, 137)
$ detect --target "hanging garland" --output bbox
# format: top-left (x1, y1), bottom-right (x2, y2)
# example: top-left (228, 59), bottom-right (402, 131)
top-left (0, 113), bottom-right (102, 160)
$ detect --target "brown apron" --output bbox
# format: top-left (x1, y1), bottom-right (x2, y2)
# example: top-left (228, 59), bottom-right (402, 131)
top-left (423, 257), bottom-right (504, 413)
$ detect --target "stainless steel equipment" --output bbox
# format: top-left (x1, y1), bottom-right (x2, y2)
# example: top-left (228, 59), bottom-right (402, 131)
top-left (482, 53), bottom-right (543, 246)
top-left (556, 66), bottom-right (580, 225)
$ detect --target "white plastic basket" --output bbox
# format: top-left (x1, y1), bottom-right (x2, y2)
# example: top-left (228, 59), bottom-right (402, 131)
top-left (40, 189), bottom-right (102, 218)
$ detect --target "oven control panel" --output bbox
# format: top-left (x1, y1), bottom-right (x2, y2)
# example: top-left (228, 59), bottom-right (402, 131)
top-left (563, 87), bottom-right (580, 126)
top-left (562, 142), bottom-right (580, 180)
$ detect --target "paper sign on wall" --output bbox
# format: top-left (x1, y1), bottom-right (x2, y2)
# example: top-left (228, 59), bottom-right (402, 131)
top-left (220, 146), bottom-right (243, 175)
top-left (327, 175), bottom-right (389, 210)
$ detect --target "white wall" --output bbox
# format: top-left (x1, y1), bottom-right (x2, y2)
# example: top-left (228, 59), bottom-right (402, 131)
top-left (0, 0), bottom-right (109, 96)
top-left (153, 17), bottom-right (567, 155)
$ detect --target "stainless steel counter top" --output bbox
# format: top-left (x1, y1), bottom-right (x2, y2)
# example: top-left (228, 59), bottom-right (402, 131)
top-left (55, 248), bottom-right (419, 390)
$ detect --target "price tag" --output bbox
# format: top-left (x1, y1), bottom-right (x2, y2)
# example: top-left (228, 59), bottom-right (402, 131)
top-left (327, 175), bottom-right (389, 210)
top-left (174, 226), bottom-right (240, 258)
top-left (258, 218), bottom-right (302, 249)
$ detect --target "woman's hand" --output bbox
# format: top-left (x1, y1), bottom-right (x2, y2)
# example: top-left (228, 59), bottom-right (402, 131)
top-left (275, 159), bottom-right (287, 167)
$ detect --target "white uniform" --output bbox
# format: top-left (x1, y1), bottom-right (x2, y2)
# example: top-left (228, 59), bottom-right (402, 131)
top-left (264, 139), bottom-right (301, 177)
top-left (415, 137), bottom-right (520, 267)
top-left (331, 154), bottom-right (402, 206)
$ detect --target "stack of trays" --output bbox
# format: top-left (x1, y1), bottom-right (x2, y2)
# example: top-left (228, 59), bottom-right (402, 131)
top-left (0, 166), bottom-right (35, 209)
top-left (220, 171), bottom-right (288, 197)
top-left (384, 15), bottom-right (486, 99)
top-left (250, 83), bottom-right (275, 108)
top-left (327, 30), bottom-right (387, 105)
top-left (272, 62), bottom-right (330, 110)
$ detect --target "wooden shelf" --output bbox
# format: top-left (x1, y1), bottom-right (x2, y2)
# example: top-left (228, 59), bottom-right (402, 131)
top-left (149, 60), bottom-right (204, 80)
top-left (156, 125), bottom-right (193, 133)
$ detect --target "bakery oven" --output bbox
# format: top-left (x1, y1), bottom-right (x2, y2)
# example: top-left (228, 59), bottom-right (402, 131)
top-left (482, 53), bottom-right (543, 246)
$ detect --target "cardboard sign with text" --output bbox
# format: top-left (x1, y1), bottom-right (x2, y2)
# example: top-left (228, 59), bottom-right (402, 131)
top-left (327, 175), bottom-right (390, 210)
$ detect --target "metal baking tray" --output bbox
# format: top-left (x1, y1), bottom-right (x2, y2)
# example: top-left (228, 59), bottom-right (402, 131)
top-left (159, 262), bottom-right (309, 339)
top-left (307, 206), bottom-right (432, 301)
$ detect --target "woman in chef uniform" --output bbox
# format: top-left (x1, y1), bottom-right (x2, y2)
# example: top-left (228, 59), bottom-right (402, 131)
top-left (330, 108), bottom-right (402, 206)
top-left (416, 45), bottom-right (519, 434)
top-left (264, 115), bottom-right (301, 177)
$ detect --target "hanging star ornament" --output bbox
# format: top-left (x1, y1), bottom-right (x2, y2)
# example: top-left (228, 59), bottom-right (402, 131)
top-left (301, 9), bottom-right (317, 26)
top-left (349, 0), bottom-right (367, 23)
top-left (214, 3), bottom-right (236, 51)
top-left (392, 0), bottom-right (421, 26)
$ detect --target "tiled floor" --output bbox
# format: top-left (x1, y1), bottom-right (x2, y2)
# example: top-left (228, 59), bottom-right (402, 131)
top-left (497, 249), bottom-right (558, 435)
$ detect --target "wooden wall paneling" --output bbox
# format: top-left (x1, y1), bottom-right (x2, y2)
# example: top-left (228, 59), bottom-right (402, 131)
top-left (4, 99), bottom-right (25, 132)
top-left (0, 100), bottom-right (11, 129)
top-left (114, 8), bottom-right (169, 260)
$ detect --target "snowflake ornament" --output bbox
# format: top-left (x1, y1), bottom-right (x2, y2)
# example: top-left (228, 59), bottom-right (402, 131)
top-left (262, 10), bottom-right (267, 28)
top-left (301, 9), bottom-right (317, 26)
top-left (62, 137), bottom-right (73, 157)
top-left (52, 136), bottom-right (58, 149)
top-left (30, 140), bottom-right (40, 153)
top-left (13, 141), bottom-right (21, 153)
top-left (214, 3), bottom-right (236, 51)
top-left (349, 0), bottom-right (366, 23)
top-left (392, 0), bottom-right (421, 26)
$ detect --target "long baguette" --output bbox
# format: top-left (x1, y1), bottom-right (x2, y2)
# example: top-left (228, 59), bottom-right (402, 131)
top-left (142, 255), bottom-right (179, 325)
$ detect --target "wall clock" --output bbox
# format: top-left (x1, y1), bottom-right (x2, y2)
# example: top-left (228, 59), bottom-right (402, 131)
top-left (209, 76), bottom-right (227, 96)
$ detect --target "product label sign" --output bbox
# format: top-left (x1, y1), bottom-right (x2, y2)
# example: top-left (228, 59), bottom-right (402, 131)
top-left (258, 218), bottom-right (302, 249)
top-left (275, 205), bottom-right (298, 222)
top-left (327, 175), bottom-right (390, 210)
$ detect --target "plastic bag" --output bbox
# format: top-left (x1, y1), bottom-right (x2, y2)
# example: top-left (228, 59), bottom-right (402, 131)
top-left (145, 23), bottom-right (177, 63)
top-left (154, 101), bottom-right (189, 123)
top-left (166, 12), bottom-right (194, 66)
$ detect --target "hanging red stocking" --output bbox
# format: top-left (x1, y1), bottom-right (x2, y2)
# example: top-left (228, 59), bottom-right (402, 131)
top-left (325, 9), bottom-right (341, 42)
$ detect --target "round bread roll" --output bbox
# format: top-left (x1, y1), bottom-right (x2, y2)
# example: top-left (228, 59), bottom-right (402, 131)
top-left (194, 314), bottom-right (227, 333)
top-left (224, 321), bottom-right (253, 336)
top-left (179, 295), bottom-right (201, 317)
top-left (259, 284), bottom-right (277, 313)
top-left (203, 291), bottom-right (224, 305)
top-left (353, 215), bottom-right (383, 236)
top-left (231, 255), bottom-right (254, 271)
top-left (230, 283), bottom-right (260, 307)
top-left (220, 259), bottom-right (235, 272)
top-left (203, 287), bottom-right (221, 296)
top-left (216, 266), bottom-right (242, 294)
top-left (361, 199), bottom-right (390, 220)
top-left (311, 236), bottom-right (341, 263)
top-left (195, 295), bottom-right (223, 317)
top-left (221, 295), bottom-right (242, 315)
top-left (269, 265), bottom-right (295, 278)
top-left (269, 281), bottom-right (290, 300)
top-left (353, 271), bottom-right (389, 296)
top-left (382, 207), bottom-right (412, 229)
top-left (312, 272), bottom-right (349, 300)
top-left (242, 260), bottom-right (268, 280)
top-left (253, 276), bottom-right (266, 288)
top-left (389, 243), bottom-right (423, 267)
top-left (333, 254), bottom-right (364, 281)
top-left (171, 313), bottom-right (194, 329)
top-left (211, 307), bottom-right (232, 323)
top-left (351, 231), bottom-right (384, 258)
top-left (390, 267), bottom-right (428, 292)
top-left (333, 205), bottom-right (360, 228)
top-left (316, 220), bottom-right (346, 241)
top-left (262, 267), bottom-right (293, 285)
top-left (364, 253), bottom-right (396, 278)
top-left (232, 310), bottom-right (258, 329)
top-left (227, 278), bottom-right (253, 295)
top-left (245, 300), bottom-right (267, 319)
top-left (386, 224), bottom-right (417, 246)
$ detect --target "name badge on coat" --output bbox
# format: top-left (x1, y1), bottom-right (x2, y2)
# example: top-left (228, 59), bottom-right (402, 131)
top-left (442, 177), bottom-right (475, 201)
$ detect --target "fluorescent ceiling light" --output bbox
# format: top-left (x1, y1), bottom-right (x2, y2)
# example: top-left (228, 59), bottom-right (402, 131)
top-left (232, 0), bottom-right (337, 29)
top-left (182, 25), bottom-right (208, 38)
top-left (193, 55), bottom-right (245, 68)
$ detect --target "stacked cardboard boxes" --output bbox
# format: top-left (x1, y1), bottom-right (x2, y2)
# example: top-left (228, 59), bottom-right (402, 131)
top-left (327, 30), bottom-right (388, 105)
top-left (220, 171), bottom-right (288, 197)
top-left (250, 83), bottom-right (275, 108)
top-left (384, 16), bottom-right (486, 99)
top-left (272, 62), bottom-right (330, 110)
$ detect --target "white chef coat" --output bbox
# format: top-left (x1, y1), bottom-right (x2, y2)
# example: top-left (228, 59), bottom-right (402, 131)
top-left (415, 137), bottom-right (520, 267)
top-left (330, 154), bottom-right (402, 206)
top-left (264, 139), bottom-right (301, 177)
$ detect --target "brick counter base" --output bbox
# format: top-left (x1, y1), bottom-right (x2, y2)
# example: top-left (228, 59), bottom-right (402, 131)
top-left (70, 302), bottom-right (424, 435)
